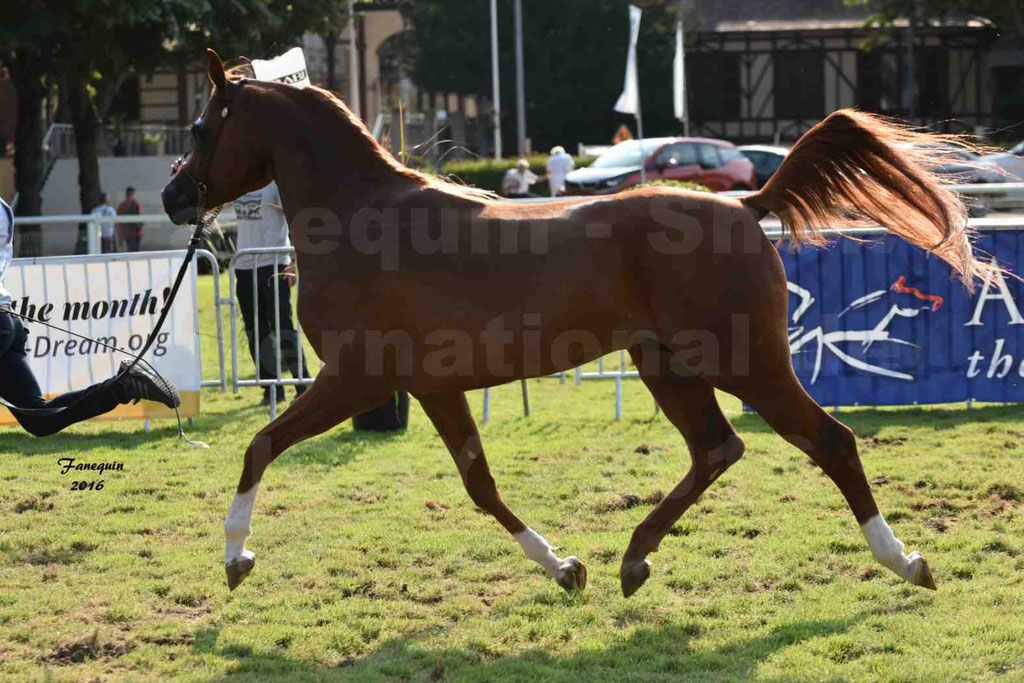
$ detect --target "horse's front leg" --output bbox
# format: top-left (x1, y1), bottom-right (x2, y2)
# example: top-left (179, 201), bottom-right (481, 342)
top-left (417, 391), bottom-right (587, 592)
top-left (225, 375), bottom-right (390, 590)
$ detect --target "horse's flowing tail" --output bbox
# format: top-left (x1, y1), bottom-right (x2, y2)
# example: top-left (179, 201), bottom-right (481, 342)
top-left (741, 108), bottom-right (994, 292)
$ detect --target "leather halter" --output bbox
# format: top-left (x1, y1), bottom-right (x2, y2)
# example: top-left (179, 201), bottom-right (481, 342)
top-left (177, 78), bottom-right (246, 224)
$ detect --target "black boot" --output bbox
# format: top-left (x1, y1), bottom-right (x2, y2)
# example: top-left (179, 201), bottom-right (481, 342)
top-left (261, 386), bottom-right (285, 406)
top-left (109, 360), bottom-right (181, 409)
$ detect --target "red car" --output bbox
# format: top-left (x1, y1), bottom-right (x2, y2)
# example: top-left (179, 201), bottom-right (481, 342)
top-left (563, 136), bottom-right (756, 195)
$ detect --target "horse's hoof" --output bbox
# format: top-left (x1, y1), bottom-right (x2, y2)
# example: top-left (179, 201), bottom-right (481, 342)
top-left (226, 554), bottom-right (255, 591)
top-left (556, 556), bottom-right (588, 592)
top-left (620, 558), bottom-right (651, 598)
top-left (908, 553), bottom-right (936, 591)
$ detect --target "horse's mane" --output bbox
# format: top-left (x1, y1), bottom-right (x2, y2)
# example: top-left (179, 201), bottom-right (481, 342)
top-left (226, 63), bottom-right (497, 203)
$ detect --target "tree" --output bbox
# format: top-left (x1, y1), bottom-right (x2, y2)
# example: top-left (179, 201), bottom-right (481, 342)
top-left (409, 0), bottom-right (681, 155)
top-left (848, 0), bottom-right (1024, 46)
top-left (1, 0), bottom-right (349, 254)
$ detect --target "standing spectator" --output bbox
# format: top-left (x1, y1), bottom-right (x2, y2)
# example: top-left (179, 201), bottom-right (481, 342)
top-left (500, 159), bottom-right (539, 198)
top-left (546, 146), bottom-right (575, 197)
top-left (233, 181), bottom-right (310, 405)
top-left (116, 186), bottom-right (143, 252)
top-left (91, 192), bottom-right (117, 253)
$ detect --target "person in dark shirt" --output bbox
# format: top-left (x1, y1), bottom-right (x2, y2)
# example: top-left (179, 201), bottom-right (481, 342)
top-left (116, 186), bottom-right (143, 252)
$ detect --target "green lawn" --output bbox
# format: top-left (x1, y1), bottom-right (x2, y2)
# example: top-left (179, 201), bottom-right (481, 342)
top-left (1, 276), bottom-right (1022, 681)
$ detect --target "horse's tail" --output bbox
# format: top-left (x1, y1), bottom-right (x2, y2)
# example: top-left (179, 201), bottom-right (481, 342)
top-left (741, 108), bottom-right (995, 292)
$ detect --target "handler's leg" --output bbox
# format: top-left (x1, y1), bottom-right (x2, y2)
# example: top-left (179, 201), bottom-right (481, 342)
top-left (0, 315), bottom-right (176, 436)
top-left (418, 391), bottom-right (587, 591)
top-left (620, 345), bottom-right (744, 597)
top-left (225, 376), bottom-right (390, 589)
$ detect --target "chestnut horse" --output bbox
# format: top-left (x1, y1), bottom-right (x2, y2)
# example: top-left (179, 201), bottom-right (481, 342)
top-left (164, 50), bottom-right (991, 596)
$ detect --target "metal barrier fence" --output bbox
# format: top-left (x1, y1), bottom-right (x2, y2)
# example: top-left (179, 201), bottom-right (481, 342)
top-left (227, 247), bottom-right (312, 419)
top-left (195, 249), bottom-right (228, 392)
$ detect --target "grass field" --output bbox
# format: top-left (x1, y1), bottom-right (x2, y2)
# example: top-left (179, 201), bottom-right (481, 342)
top-left (1, 276), bottom-right (1023, 681)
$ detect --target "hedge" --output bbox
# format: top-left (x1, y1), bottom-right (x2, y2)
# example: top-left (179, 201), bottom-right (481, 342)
top-left (441, 155), bottom-right (595, 195)
top-left (633, 179), bottom-right (712, 193)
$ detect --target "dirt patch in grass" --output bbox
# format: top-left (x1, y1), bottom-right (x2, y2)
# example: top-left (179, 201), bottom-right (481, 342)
top-left (41, 631), bottom-right (133, 665)
top-left (864, 436), bottom-right (907, 449)
top-left (858, 567), bottom-right (882, 581)
top-left (346, 489), bottom-right (387, 505)
top-left (14, 494), bottom-right (55, 513)
top-left (425, 500), bottom-right (449, 512)
top-left (24, 544), bottom-right (93, 566)
top-left (987, 483), bottom-right (1022, 503)
top-left (598, 491), bottom-right (664, 512)
top-left (140, 632), bottom-right (196, 647)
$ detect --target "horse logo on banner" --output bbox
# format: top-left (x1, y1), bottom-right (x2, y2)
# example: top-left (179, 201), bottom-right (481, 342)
top-left (788, 276), bottom-right (943, 384)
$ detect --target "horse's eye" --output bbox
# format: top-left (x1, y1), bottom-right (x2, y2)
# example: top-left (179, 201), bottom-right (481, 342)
top-left (191, 119), bottom-right (207, 143)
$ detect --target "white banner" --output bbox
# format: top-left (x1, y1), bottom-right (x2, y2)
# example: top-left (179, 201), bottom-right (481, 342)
top-left (0, 251), bottom-right (201, 422)
top-left (614, 5), bottom-right (643, 116)
top-left (252, 47), bottom-right (311, 87)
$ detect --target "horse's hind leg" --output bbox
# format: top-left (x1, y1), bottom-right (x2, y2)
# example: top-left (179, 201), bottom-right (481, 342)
top-left (716, 355), bottom-right (937, 591)
top-left (418, 391), bottom-right (587, 592)
top-left (225, 376), bottom-right (390, 590)
top-left (620, 345), bottom-right (745, 597)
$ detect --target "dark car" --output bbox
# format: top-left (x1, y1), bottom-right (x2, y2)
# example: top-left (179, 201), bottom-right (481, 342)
top-left (563, 137), bottom-right (756, 195)
top-left (738, 145), bottom-right (789, 188)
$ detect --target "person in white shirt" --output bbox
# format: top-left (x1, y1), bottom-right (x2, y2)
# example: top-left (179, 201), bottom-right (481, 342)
top-left (501, 159), bottom-right (540, 198)
top-left (0, 197), bottom-right (179, 436)
top-left (233, 181), bottom-right (310, 405)
top-left (91, 192), bottom-right (118, 253)
top-left (546, 146), bottom-right (576, 197)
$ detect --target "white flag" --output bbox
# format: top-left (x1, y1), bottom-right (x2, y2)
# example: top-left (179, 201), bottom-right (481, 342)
top-left (614, 5), bottom-right (643, 115)
top-left (673, 19), bottom-right (686, 121)
top-left (251, 47), bottom-right (311, 87)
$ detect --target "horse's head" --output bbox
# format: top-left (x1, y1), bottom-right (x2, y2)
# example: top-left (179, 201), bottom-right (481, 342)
top-left (162, 50), bottom-right (273, 224)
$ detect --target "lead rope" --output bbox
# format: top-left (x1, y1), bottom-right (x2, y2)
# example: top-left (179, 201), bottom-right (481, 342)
top-left (1, 205), bottom-right (221, 449)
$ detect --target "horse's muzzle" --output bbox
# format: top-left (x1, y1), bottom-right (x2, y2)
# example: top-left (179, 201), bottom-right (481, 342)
top-left (162, 174), bottom-right (200, 225)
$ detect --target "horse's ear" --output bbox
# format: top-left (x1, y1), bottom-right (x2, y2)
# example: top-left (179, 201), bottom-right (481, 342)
top-left (207, 49), bottom-right (227, 90)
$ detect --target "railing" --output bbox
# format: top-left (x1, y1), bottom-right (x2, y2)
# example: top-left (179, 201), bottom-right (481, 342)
top-left (45, 123), bottom-right (192, 158)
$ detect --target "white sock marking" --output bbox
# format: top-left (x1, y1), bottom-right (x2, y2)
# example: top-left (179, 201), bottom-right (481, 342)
top-left (860, 514), bottom-right (914, 580)
top-left (224, 485), bottom-right (258, 563)
top-left (515, 528), bottom-right (564, 577)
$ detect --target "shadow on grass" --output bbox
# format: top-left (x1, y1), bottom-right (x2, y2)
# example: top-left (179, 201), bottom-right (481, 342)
top-left (0, 398), bottom-right (407, 463)
top-left (285, 427), bottom-right (409, 467)
top-left (731, 402), bottom-right (1023, 438)
top-left (0, 423), bottom-right (190, 456)
top-left (192, 615), bottom-right (862, 682)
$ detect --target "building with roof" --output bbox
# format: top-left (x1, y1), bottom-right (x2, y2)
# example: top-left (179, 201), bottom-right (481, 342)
top-left (681, 0), bottom-right (1022, 143)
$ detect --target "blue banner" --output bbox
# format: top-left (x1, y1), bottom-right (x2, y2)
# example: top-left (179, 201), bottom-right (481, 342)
top-left (779, 228), bottom-right (1024, 406)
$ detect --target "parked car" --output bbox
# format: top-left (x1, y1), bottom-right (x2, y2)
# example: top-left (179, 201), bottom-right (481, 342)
top-left (978, 140), bottom-right (1024, 181)
top-left (910, 143), bottom-right (1003, 184)
top-left (909, 143), bottom-right (1002, 217)
top-left (738, 145), bottom-right (789, 188)
top-left (562, 137), bottom-right (756, 195)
